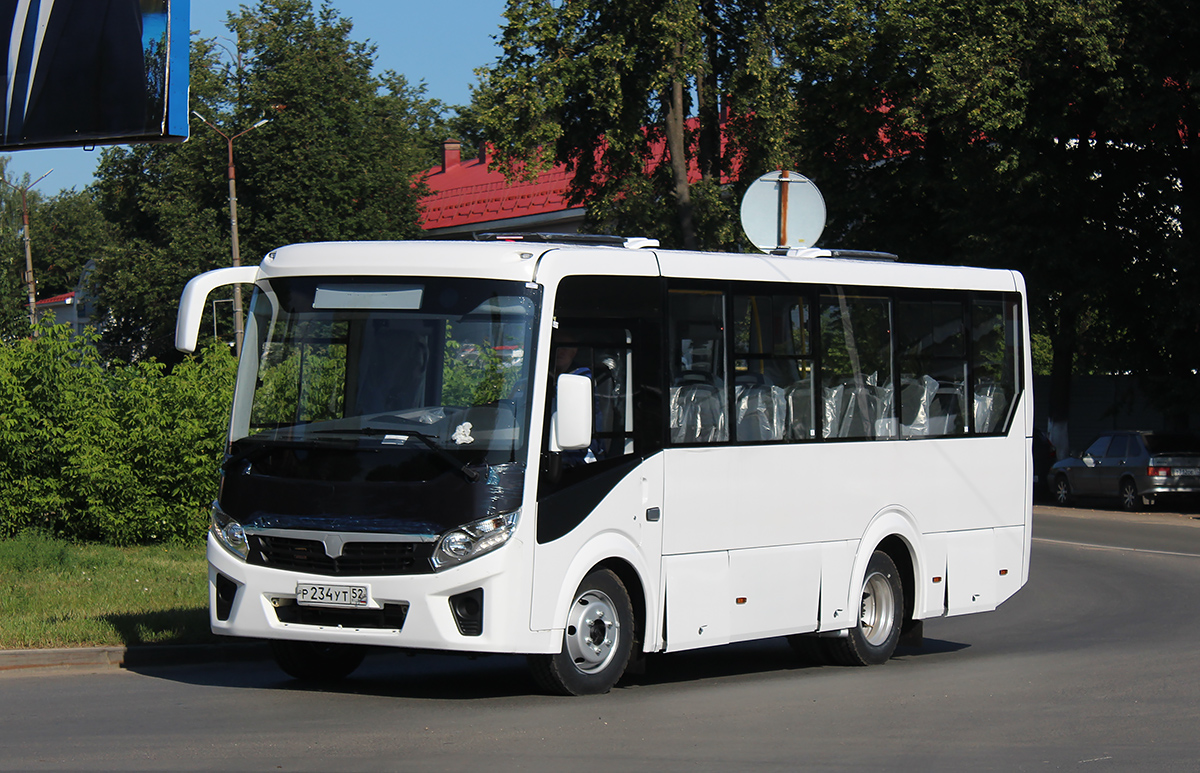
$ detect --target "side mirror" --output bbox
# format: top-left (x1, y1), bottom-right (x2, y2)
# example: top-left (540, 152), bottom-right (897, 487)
top-left (550, 373), bottom-right (593, 451)
top-left (1082, 453), bottom-right (1095, 467)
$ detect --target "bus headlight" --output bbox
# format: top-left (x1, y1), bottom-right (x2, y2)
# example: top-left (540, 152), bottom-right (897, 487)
top-left (433, 511), bottom-right (519, 570)
top-left (211, 506), bottom-right (249, 561)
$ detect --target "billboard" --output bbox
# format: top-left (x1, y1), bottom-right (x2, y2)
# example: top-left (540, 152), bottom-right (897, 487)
top-left (0, 0), bottom-right (189, 151)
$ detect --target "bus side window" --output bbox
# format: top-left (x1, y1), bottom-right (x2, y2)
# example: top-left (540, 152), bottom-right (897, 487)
top-left (971, 298), bottom-right (1019, 434)
top-left (669, 289), bottom-right (728, 444)
top-left (552, 326), bottom-right (636, 462)
top-left (732, 292), bottom-right (814, 443)
top-left (897, 299), bottom-right (967, 437)
top-left (819, 290), bottom-right (893, 439)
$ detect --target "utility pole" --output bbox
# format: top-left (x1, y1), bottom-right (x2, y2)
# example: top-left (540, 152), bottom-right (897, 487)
top-left (192, 112), bottom-right (270, 356)
top-left (2, 169), bottom-right (53, 328)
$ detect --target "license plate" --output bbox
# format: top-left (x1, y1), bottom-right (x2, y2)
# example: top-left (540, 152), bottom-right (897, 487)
top-left (1174, 468), bottom-right (1200, 476)
top-left (295, 582), bottom-right (370, 609)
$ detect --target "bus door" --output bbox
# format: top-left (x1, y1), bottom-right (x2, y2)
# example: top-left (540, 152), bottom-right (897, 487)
top-left (529, 272), bottom-right (666, 640)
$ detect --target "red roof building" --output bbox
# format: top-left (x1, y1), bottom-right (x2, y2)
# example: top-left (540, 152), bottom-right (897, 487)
top-left (419, 139), bottom-right (585, 236)
top-left (34, 290), bottom-right (91, 334)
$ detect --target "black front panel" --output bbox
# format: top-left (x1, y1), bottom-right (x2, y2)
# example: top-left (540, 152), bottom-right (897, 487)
top-left (247, 534), bottom-right (436, 576)
top-left (274, 602), bottom-right (410, 629)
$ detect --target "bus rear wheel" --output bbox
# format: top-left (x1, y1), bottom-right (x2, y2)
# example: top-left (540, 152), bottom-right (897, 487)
top-left (269, 639), bottom-right (366, 683)
top-left (825, 550), bottom-right (903, 667)
top-left (528, 568), bottom-right (634, 695)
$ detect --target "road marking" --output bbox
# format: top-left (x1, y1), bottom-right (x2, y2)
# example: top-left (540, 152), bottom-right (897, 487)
top-left (1034, 537), bottom-right (1200, 559)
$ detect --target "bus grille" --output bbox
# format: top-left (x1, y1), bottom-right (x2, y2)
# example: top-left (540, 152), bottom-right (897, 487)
top-left (274, 602), bottom-right (410, 630)
top-left (248, 535), bottom-right (435, 576)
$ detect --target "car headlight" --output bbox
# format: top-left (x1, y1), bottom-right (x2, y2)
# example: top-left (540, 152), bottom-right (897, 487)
top-left (211, 505), bottom-right (249, 561)
top-left (432, 511), bottom-right (519, 570)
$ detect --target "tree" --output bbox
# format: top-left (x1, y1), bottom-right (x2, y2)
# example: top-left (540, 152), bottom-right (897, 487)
top-left (763, 0), bottom-right (1138, 450)
top-left (474, 0), bottom-right (796, 250)
top-left (0, 157), bottom-right (34, 339)
top-left (226, 0), bottom-right (445, 256)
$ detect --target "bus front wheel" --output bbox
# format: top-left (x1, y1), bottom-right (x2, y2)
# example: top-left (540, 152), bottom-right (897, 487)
top-left (528, 568), bottom-right (634, 695)
top-left (825, 550), bottom-right (903, 667)
top-left (269, 639), bottom-right (366, 683)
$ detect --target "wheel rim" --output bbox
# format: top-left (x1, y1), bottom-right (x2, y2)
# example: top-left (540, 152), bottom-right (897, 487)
top-left (564, 589), bottom-right (621, 674)
top-left (859, 571), bottom-right (896, 647)
top-left (1122, 482), bottom-right (1137, 510)
top-left (1055, 478), bottom-right (1069, 505)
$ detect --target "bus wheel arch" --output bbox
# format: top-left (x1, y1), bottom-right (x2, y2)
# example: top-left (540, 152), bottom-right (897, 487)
top-left (836, 512), bottom-right (924, 666)
top-left (827, 549), bottom-right (905, 665)
top-left (528, 564), bottom-right (637, 695)
top-left (876, 534), bottom-right (920, 647)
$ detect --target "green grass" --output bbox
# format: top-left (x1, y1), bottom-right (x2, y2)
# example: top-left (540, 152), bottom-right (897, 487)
top-left (0, 531), bottom-right (213, 650)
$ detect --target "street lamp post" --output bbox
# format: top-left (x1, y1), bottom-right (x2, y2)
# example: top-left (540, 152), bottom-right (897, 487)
top-left (192, 112), bottom-right (270, 356)
top-left (2, 169), bottom-right (53, 328)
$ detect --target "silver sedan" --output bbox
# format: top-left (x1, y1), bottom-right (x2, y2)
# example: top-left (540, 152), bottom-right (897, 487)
top-left (1050, 430), bottom-right (1200, 511)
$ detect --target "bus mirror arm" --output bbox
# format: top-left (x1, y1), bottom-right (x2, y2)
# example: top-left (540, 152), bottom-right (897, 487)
top-left (551, 373), bottom-right (593, 451)
top-left (175, 266), bottom-right (260, 353)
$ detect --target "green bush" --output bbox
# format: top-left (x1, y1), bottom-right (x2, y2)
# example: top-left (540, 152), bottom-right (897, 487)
top-left (0, 322), bottom-right (236, 545)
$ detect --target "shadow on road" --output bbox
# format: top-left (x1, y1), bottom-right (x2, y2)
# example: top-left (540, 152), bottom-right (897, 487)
top-left (126, 634), bottom-right (972, 699)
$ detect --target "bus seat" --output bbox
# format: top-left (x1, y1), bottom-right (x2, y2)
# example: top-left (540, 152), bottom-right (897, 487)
top-left (354, 329), bottom-right (427, 415)
top-left (592, 354), bottom-right (622, 455)
top-left (735, 383), bottom-right (785, 441)
top-left (928, 382), bottom-right (965, 435)
top-left (974, 383), bottom-right (1007, 433)
top-left (670, 375), bottom-right (726, 443)
top-left (785, 382), bottom-right (813, 440)
top-left (900, 375), bottom-right (938, 436)
top-left (822, 384), bottom-right (845, 438)
top-left (838, 386), bottom-right (878, 438)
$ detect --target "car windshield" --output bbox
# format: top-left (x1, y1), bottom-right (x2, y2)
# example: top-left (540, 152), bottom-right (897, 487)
top-left (231, 276), bottom-right (539, 464)
top-left (1143, 433), bottom-right (1200, 455)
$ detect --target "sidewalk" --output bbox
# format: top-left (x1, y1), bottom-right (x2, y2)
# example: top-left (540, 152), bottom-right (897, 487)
top-left (0, 641), bottom-right (268, 673)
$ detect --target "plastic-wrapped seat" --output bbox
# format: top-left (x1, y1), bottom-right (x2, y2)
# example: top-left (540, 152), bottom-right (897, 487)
top-left (784, 382), bottom-right (813, 440)
top-left (974, 382), bottom-right (1008, 433)
top-left (670, 371), bottom-right (726, 443)
top-left (734, 375), bottom-right (785, 442)
top-left (900, 375), bottom-right (939, 436)
top-left (928, 381), bottom-right (966, 435)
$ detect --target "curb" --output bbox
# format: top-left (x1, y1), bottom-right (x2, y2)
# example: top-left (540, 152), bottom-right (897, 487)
top-left (0, 642), bottom-right (269, 673)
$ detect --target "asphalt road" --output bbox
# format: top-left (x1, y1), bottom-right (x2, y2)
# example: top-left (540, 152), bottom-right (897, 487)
top-left (2, 507), bottom-right (1199, 771)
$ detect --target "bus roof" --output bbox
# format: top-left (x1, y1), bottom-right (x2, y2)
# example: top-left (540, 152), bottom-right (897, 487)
top-left (252, 239), bottom-right (1023, 294)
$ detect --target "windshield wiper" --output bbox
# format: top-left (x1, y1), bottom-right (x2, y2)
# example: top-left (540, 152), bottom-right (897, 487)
top-left (313, 427), bottom-right (480, 483)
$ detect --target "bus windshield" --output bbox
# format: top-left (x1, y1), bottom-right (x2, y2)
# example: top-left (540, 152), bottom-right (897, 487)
top-left (218, 276), bottom-right (539, 535)
top-left (234, 276), bottom-right (537, 459)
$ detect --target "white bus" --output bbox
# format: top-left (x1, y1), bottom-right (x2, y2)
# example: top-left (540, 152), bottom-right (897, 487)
top-left (176, 234), bottom-right (1032, 695)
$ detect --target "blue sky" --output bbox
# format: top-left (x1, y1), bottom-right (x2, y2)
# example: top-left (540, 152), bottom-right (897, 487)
top-left (4, 1), bottom-right (508, 194)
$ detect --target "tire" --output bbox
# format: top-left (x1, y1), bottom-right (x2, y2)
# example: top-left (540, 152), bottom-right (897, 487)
top-left (1054, 475), bottom-right (1072, 507)
top-left (269, 639), bottom-right (366, 683)
top-left (1119, 478), bottom-right (1141, 512)
top-left (528, 568), bottom-right (634, 695)
top-left (824, 551), bottom-right (904, 667)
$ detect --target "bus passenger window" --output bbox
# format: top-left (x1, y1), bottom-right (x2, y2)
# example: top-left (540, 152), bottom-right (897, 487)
top-left (972, 299), bottom-right (1019, 433)
top-left (819, 291), bottom-right (893, 440)
top-left (897, 300), bottom-right (967, 437)
top-left (732, 293), bottom-right (814, 442)
top-left (669, 290), bottom-right (728, 444)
